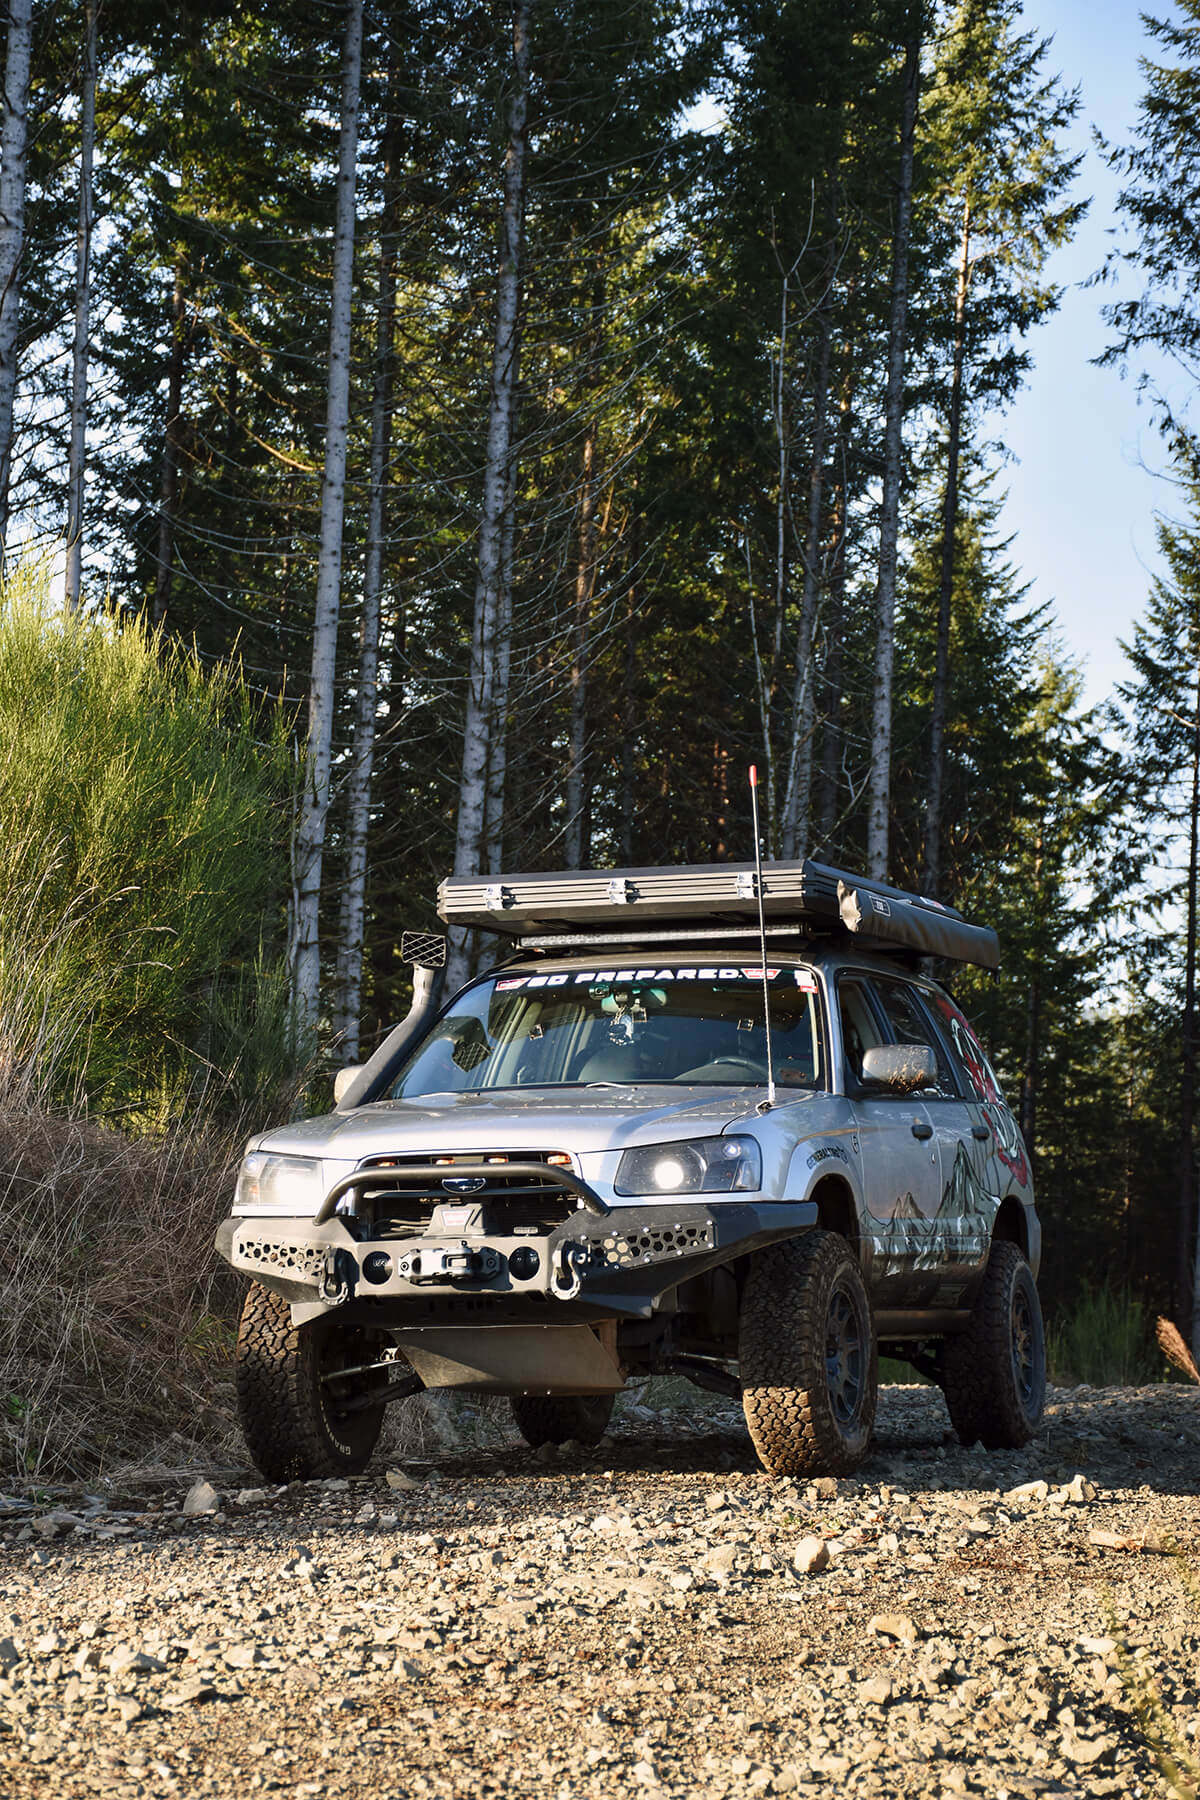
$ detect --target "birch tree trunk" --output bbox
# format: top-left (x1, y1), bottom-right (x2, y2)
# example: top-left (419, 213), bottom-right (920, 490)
top-left (288, 0), bottom-right (364, 1041)
top-left (618, 506), bottom-right (639, 864)
top-left (922, 196), bottom-right (971, 899)
top-left (0, 0), bottom-right (32, 556)
top-left (64, 0), bottom-right (97, 610)
top-left (331, 173), bottom-right (397, 1057)
top-left (1183, 658), bottom-right (1200, 1357)
top-left (779, 304), bottom-right (832, 859)
top-left (484, 462), bottom-right (517, 875)
top-left (564, 420), bottom-right (598, 867)
top-left (153, 262), bottom-right (186, 628)
top-left (446, 0), bottom-right (530, 994)
top-left (865, 31), bottom-right (921, 881)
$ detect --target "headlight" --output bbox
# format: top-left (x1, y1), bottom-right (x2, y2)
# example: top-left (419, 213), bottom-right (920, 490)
top-left (235, 1152), bottom-right (325, 1215)
top-left (614, 1134), bottom-right (762, 1197)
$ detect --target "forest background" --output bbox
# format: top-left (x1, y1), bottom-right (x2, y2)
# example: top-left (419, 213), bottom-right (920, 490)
top-left (3, 0), bottom-right (1200, 1473)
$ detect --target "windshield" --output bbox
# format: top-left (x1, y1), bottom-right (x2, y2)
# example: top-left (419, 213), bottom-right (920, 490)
top-left (389, 963), bottom-right (825, 1098)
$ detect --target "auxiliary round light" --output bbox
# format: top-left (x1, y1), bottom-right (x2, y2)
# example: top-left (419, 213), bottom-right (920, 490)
top-left (362, 1251), bottom-right (393, 1285)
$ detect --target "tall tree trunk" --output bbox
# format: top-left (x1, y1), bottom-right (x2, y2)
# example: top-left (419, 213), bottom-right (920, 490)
top-left (483, 461), bottom-right (516, 876)
top-left (153, 261), bottom-right (186, 628)
top-left (816, 382), bottom-right (852, 853)
top-left (618, 503), bottom-right (639, 864)
top-left (922, 195), bottom-right (971, 899)
top-left (446, 0), bottom-right (530, 993)
top-left (64, 0), bottom-right (97, 610)
top-left (1183, 658), bottom-right (1200, 1356)
top-left (0, 0), bottom-right (32, 556)
top-left (288, 0), bottom-right (364, 1040)
top-left (332, 164), bottom-right (398, 1057)
top-left (780, 304), bottom-right (833, 859)
top-left (1020, 819), bottom-right (1043, 1155)
top-left (564, 420), bottom-right (598, 867)
top-left (865, 30), bottom-right (921, 880)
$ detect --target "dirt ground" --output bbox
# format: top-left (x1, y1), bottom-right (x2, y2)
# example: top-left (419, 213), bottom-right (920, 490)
top-left (0, 1382), bottom-right (1196, 1800)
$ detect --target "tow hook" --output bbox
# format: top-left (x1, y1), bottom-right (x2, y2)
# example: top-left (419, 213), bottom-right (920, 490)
top-left (553, 1240), bottom-right (589, 1301)
top-left (318, 1247), bottom-right (357, 1305)
top-left (395, 1242), bottom-right (501, 1285)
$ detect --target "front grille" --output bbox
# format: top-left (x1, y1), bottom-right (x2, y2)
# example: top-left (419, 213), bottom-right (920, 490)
top-left (354, 1151), bottom-right (580, 1234)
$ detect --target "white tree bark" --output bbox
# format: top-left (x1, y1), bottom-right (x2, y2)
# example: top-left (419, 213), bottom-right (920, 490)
top-left (865, 33), bottom-right (921, 881)
top-left (564, 420), bottom-right (598, 868)
top-left (65, 0), bottom-right (97, 610)
top-left (922, 195), bottom-right (971, 899)
top-left (446, 0), bottom-right (530, 993)
top-left (779, 305), bottom-right (832, 860)
top-left (0, 0), bottom-right (33, 555)
top-left (289, 0), bottom-right (364, 1041)
top-left (331, 199), bottom-right (396, 1057)
top-left (484, 460), bottom-right (517, 875)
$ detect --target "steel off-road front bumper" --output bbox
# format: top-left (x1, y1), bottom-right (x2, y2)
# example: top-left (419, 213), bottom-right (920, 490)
top-left (216, 1187), bottom-right (817, 1327)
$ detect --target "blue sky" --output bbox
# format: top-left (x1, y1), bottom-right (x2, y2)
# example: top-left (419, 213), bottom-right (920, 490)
top-left (996, 0), bottom-right (1176, 708)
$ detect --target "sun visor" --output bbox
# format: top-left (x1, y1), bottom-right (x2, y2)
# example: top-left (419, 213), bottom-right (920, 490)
top-left (837, 882), bottom-right (1000, 970)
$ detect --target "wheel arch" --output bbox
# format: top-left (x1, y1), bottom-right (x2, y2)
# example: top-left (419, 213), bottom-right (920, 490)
top-left (810, 1173), bottom-right (859, 1249)
top-left (992, 1195), bottom-right (1029, 1260)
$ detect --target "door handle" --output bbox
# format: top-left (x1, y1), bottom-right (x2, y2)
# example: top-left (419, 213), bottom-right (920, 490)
top-left (911, 1120), bottom-right (933, 1140)
top-left (971, 1125), bottom-right (990, 1140)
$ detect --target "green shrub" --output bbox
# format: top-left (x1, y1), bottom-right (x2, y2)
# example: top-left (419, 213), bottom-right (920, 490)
top-left (1047, 1283), bottom-right (1158, 1387)
top-left (0, 565), bottom-right (298, 1124)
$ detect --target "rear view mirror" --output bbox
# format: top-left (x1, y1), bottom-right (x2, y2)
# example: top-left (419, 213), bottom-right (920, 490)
top-left (861, 1044), bottom-right (937, 1093)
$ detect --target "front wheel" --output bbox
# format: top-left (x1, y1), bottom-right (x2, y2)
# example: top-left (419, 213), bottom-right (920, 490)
top-left (940, 1240), bottom-right (1045, 1449)
top-left (739, 1229), bottom-right (877, 1477)
top-left (509, 1393), bottom-right (614, 1447)
top-left (235, 1282), bottom-right (388, 1481)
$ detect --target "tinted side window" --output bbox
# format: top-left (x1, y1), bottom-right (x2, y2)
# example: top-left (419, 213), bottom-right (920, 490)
top-left (868, 978), bottom-right (957, 1096)
top-left (838, 978), bottom-right (886, 1087)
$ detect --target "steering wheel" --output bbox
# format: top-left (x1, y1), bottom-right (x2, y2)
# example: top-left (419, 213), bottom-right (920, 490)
top-left (679, 1056), bottom-right (767, 1082)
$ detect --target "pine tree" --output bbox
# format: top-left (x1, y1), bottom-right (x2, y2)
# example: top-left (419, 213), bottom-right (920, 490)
top-left (1118, 480), bottom-right (1200, 1355)
top-left (919, 0), bottom-right (1083, 898)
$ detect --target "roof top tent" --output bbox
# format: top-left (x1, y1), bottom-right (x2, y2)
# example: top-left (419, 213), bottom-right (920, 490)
top-left (437, 859), bottom-right (1000, 971)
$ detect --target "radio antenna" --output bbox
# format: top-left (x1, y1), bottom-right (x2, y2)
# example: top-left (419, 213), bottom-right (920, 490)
top-left (748, 765), bottom-right (776, 1109)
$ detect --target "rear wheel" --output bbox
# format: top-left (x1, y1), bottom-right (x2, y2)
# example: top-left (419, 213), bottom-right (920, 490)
top-left (235, 1282), bottom-right (389, 1481)
top-left (739, 1229), bottom-right (877, 1477)
top-left (940, 1240), bottom-right (1045, 1449)
top-left (509, 1393), bottom-right (614, 1448)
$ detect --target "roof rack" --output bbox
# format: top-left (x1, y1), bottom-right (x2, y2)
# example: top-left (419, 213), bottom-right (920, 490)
top-left (438, 859), bottom-right (999, 970)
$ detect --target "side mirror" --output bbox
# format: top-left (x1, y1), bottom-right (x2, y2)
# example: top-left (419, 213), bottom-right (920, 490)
top-left (333, 1065), bottom-right (363, 1105)
top-left (860, 1044), bottom-right (937, 1093)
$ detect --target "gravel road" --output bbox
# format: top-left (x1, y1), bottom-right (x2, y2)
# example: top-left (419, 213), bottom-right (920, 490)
top-left (0, 1382), bottom-right (1196, 1800)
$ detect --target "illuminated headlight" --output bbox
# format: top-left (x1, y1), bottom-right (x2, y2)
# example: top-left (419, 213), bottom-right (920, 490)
top-left (234, 1152), bottom-right (324, 1215)
top-left (614, 1135), bottom-right (762, 1197)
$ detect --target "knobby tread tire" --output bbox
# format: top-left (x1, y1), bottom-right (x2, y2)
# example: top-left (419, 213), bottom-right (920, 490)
top-left (235, 1282), bottom-right (385, 1482)
top-left (940, 1240), bottom-right (1045, 1450)
top-left (739, 1229), bottom-right (877, 1478)
top-left (509, 1393), bottom-right (615, 1448)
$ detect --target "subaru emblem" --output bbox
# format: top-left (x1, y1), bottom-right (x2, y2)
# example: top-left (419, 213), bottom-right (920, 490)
top-left (442, 1176), bottom-right (486, 1194)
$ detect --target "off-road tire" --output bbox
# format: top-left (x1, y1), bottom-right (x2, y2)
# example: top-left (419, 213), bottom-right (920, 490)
top-left (739, 1229), bottom-right (877, 1477)
top-left (235, 1282), bottom-right (387, 1481)
top-left (940, 1240), bottom-right (1045, 1449)
top-left (509, 1393), bottom-right (615, 1448)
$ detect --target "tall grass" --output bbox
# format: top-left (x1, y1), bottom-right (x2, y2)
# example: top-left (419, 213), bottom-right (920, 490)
top-left (0, 1103), bottom-right (241, 1479)
top-left (1046, 1283), bottom-right (1159, 1387)
top-left (0, 567), bottom-right (300, 1124)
